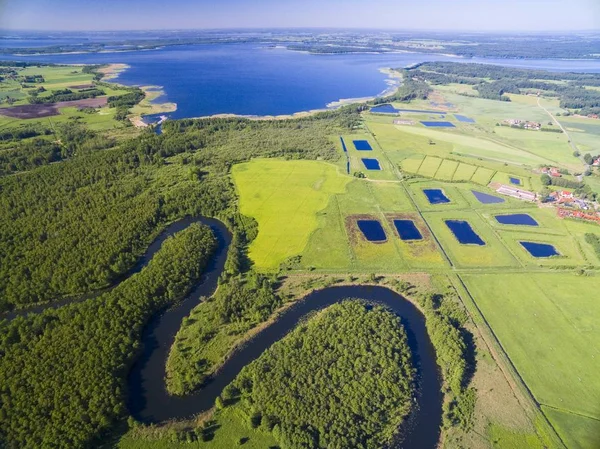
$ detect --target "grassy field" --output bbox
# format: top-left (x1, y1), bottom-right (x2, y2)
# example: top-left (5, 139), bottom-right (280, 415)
top-left (462, 273), bottom-right (600, 438)
top-left (232, 158), bottom-right (350, 270)
top-left (394, 125), bottom-right (553, 167)
top-left (422, 210), bottom-right (519, 268)
top-left (118, 404), bottom-right (277, 449)
top-left (0, 64), bottom-right (137, 134)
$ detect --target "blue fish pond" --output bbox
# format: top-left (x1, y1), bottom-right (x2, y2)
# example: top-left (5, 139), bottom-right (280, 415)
top-left (370, 104), bottom-right (400, 114)
top-left (472, 190), bottom-right (505, 204)
top-left (353, 140), bottom-right (373, 151)
top-left (454, 114), bottom-right (475, 123)
top-left (495, 214), bottom-right (539, 226)
top-left (393, 220), bottom-right (423, 241)
top-left (445, 220), bottom-right (485, 245)
top-left (357, 220), bottom-right (387, 242)
top-left (362, 158), bottom-right (381, 170)
top-left (520, 242), bottom-right (559, 258)
top-left (421, 121), bottom-right (456, 128)
top-left (510, 177), bottom-right (522, 185)
top-left (423, 189), bottom-right (450, 204)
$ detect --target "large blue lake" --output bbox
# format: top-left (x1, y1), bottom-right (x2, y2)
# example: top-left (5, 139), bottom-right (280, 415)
top-left (3, 42), bottom-right (600, 118)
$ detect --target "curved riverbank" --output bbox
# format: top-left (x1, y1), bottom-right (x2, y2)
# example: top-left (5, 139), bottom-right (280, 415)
top-left (125, 217), bottom-right (442, 449)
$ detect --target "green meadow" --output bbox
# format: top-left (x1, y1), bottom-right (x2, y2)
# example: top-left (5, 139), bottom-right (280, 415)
top-left (226, 79), bottom-right (600, 448)
top-left (232, 158), bottom-right (350, 270)
top-left (462, 273), bottom-right (600, 447)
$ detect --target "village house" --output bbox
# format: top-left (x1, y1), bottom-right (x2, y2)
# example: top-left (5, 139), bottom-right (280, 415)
top-left (503, 119), bottom-right (541, 130)
top-left (541, 167), bottom-right (562, 177)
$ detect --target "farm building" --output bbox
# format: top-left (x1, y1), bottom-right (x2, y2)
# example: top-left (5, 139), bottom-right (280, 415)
top-left (541, 167), bottom-right (562, 177)
top-left (496, 185), bottom-right (537, 201)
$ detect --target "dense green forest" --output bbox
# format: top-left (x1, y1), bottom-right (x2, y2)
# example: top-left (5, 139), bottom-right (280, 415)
top-left (411, 62), bottom-right (600, 113)
top-left (0, 122), bottom-right (115, 176)
top-left (0, 110), bottom-right (359, 311)
top-left (221, 300), bottom-right (415, 449)
top-left (167, 273), bottom-right (281, 395)
top-left (0, 224), bottom-right (217, 448)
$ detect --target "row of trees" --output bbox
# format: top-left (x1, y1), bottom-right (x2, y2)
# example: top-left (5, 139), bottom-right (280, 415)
top-left (415, 288), bottom-right (475, 430)
top-left (221, 300), bottom-right (415, 449)
top-left (0, 224), bottom-right (217, 448)
top-left (28, 87), bottom-right (106, 104)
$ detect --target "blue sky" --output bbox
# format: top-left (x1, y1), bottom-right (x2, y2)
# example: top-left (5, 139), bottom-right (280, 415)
top-left (1, 0), bottom-right (599, 31)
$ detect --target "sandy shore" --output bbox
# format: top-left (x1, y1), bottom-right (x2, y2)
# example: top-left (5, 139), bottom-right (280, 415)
top-left (98, 63), bottom-right (130, 81)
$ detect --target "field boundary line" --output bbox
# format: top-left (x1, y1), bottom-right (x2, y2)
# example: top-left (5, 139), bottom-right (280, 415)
top-left (541, 403), bottom-right (600, 423)
top-left (451, 274), bottom-right (567, 449)
top-left (400, 182), bottom-right (453, 268)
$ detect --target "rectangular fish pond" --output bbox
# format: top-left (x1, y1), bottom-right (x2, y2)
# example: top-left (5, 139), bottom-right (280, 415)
top-left (353, 140), bottom-right (373, 151)
top-left (445, 220), bottom-right (485, 245)
top-left (454, 114), bottom-right (475, 123)
top-left (472, 190), bottom-right (505, 204)
top-left (393, 220), bottom-right (423, 241)
top-left (357, 220), bottom-right (387, 242)
top-left (423, 189), bottom-right (450, 205)
top-left (362, 158), bottom-right (381, 170)
top-left (370, 104), bottom-right (399, 114)
top-left (520, 241), bottom-right (559, 258)
top-left (509, 177), bottom-right (522, 185)
top-left (495, 214), bottom-right (539, 226)
top-left (421, 121), bottom-right (456, 128)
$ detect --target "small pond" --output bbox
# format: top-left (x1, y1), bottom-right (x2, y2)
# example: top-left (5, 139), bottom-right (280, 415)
top-left (454, 114), bottom-right (475, 123)
top-left (370, 104), bottom-right (399, 114)
top-left (472, 190), bottom-right (505, 204)
top-left (445, 220), bottom-right (485, 245)
top-left (362, 158), bottom-right (381, 170)
top-left (509, 177), bottom-right (521, 185)
top-left (423, 189), bottom-right (450, 205)
top-left (495, 214), bottom-right (539, 226)
top-left (421, 121), bottom-right (456, 128)
top-left (357, 220), bottom-right (387, 242)
top-left (393, 220), bottom-right (423, 241)
top-left (520, 242), bottom-right (559, 257)
top-left (353, 140), bottom-right (373, 151)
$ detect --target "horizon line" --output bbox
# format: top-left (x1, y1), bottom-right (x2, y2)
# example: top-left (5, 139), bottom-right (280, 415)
top-left (2, 26), bottom-right (600, 34)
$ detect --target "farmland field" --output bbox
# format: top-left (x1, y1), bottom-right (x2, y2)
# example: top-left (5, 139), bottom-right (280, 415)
top-left (232, 159), bottom-right (350, 270)
top-left (462, 273), bottom-right (600, 448)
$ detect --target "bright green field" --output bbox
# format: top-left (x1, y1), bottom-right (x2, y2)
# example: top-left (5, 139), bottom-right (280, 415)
top-left (232, 159), bottom-right (350, 270)
top-left (435, 159), bottom-right (459, 180)
top-left (462, 273), bottom-right (600, 426)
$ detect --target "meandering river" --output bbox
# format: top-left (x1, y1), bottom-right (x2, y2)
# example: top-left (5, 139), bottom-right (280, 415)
top-left (5, 216), bottom-right (442, 448)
